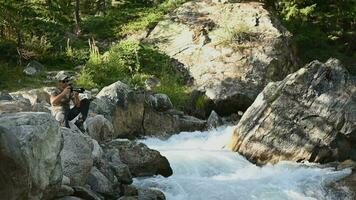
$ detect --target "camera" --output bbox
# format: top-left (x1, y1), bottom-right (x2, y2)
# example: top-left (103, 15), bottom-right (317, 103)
top-left (68, 83), bottom-right (85, 93)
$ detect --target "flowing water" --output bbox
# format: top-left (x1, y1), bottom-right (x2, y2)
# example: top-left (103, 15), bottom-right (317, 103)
top-left (134, 126), bottom-right (351, 200)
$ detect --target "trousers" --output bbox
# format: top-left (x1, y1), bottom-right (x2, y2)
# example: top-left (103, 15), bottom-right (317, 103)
top-left (64, 99), bottom-right (90, 128)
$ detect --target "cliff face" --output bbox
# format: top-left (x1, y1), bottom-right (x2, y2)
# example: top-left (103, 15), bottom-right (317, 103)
top-left (146, 0), bottom-right (298, 116)
top-left (229, 59), bottom-right (356, 165)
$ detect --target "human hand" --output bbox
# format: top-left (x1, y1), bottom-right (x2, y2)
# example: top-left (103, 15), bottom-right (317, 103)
top-left (63, 86), bottom-right (71, 95)
top-left (74, 91), bottom-right (79, 97)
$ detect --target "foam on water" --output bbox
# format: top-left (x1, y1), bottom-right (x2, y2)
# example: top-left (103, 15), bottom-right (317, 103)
top-left (134, 126), bottom-right (351, 200)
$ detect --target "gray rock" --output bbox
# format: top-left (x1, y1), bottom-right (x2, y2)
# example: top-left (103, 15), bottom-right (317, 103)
top-left (146, 1), bottom-right (298, 116)
top-left (51, 185), bottom-right (75, 199)
top-left (145, 77), bottom-right (161, 90)
top-left (0, 92), bottom-right (12, 100)
top-left (118, 196), bottom-right (138, 200)
top-left (62, 175), bottom-right (71, 186)
top-left (91, 81), bottom-right (206, 138)
top-left (0, 99), bottom-right (32, 114)
top-left (229, 59), bottom-right (356, 165)
top-left (72, 186), bottom-right (103, 200)
top-left (24, 60), bottom-right (44, 76)
top-left (103, 139), bottom-right (173, 177)
top-left (101, 148), bottom-right (133, 184)
top-left (206, 110), bottom-right (223, 129)
top-left (55, 196), bottom-right (85, 200)
top-left (138, 188), bottom-right (165, 200)
top-left (337, 160), bottom-right (356, 171)
top-left (143, 107), bottom-right (206, 137)
top-left (153, 94), bottom-right (173, 112)
top-left (85, 115), bottom-right (115, 143)
top-left (10, 89), bottom-right (50, 105)
top-left (122, 185), bottom-right (138, 196)
top-left (87, 167), bottom-right (115, 195)
top-left (91, 139), bottom-right (104, 167)
top-left (0, 112), bottom-right (63, 200)
top-left (61, 127), bottom-right (94, 186)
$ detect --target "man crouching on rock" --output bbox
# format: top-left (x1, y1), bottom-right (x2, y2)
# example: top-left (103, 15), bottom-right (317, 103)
top-left (49, 75), bottom-right (90, 131)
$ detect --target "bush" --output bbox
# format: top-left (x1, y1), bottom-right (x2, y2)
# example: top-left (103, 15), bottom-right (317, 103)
top-left (77, 39), bottom-right (189, 108)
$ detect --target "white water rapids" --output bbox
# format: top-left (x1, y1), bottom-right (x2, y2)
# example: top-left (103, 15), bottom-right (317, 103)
top-left (134, 126), bottom-right (351, 200)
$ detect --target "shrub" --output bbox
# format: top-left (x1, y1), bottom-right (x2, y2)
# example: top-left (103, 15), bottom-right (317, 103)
top-left (77, 39), bottom-right (189, 108)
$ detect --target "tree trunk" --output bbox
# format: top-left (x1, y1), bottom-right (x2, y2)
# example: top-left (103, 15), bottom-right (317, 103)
top-left (16, 29), bottom-right (23, 65)
top-left (74, 0), bottom-right (81, 36)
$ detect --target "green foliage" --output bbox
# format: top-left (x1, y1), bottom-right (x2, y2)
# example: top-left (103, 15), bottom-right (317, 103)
top-left (23, 35), bottom-right (53, 60)
top-left (154, 75), bottom-right (189, 110)
top-left (0, 62), bottom-right (50, 91)
top-left (195, 95), bottom-right (205, 110)
top-left (264, 0), bottom-right (356, 73)
top-left (77, 39), bottom-right (189, 108)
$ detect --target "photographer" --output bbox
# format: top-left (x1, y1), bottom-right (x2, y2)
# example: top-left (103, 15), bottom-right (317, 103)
top-left (49, 75), bottom-right (90, 131)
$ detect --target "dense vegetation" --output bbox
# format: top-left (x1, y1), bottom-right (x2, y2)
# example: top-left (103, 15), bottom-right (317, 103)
top-left (264, 0), bottom-right (355, 73)
top-left (0, 0), bottom-right (355, 107)
top-left (0, 0), bottom-right (189, 107)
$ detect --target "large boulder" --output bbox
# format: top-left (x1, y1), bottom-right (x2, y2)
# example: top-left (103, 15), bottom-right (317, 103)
top-left (86, 167), bottom-right (116, 197)
top-left (85, 115), bottom-right (116, 143)
top-left (103, 139), bottom-right (173, 177)
top-left (10, 89), bottom-right (50, 106)
top-left (101, 148), bottom-right (133, 184)
top-left (229, 59), bottom-right (356, 165)
top-left (90, 81), bottom-right (206, 138)
top-left (143, 108), bottom-right (206, 137)
top-left (61, 127), bottom-right (94, 186)
top-left (0, 112), bottom-right (63, 200)
top-left (0, 99), bottom-right (32, 114)
top-left (146, 0), bottom-right (298, 116)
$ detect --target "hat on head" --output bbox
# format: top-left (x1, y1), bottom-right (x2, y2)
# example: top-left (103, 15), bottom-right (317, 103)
top-left (57, 74), bottom-right (70, 82)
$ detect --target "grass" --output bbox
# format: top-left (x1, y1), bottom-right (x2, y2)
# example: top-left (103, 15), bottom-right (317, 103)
top-left (76, 39), bottom-right (190, 109)
top-left (0, 62), bottom-right (53, 92)
top-left (211, 22), bottom-right (259, 52)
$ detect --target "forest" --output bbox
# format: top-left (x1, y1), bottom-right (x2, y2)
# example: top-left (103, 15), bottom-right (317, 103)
top-left (0, 0), bottom-right (355, 107)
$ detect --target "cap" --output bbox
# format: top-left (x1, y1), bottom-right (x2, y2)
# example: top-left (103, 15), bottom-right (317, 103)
top-left (57, 74), bottom-right (70, 81)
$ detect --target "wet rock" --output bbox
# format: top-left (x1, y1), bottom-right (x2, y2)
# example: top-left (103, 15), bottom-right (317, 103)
top-left (229, 59), bottom-right (356, 165)
top-left (103, 139), bottom-right (173, 177)
top-left (138, 188), bottom-right (165, 200)
top-left (122, 185), bottom-right (138, 196)
top-left (207, 110), bottom-right (223, 129)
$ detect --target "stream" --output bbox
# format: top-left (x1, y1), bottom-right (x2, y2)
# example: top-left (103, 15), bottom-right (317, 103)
top-left (134, 126), bottom-right (351, 200)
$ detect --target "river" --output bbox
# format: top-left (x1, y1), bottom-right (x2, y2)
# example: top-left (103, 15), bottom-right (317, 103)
top-left (134, 126), bottom-right (351, 200)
